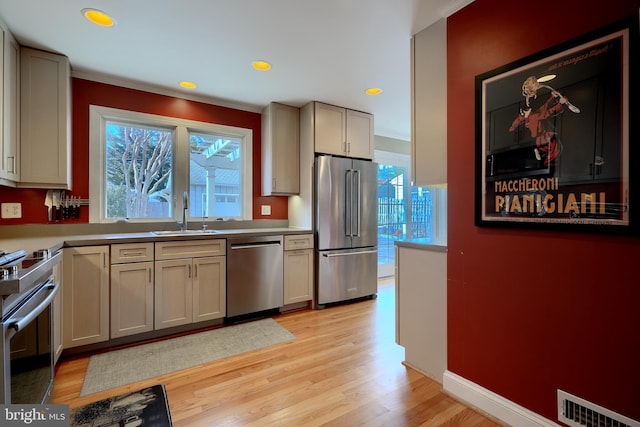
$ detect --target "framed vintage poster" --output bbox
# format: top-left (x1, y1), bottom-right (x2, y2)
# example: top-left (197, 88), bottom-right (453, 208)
top-left (475, 15), bottom-right (638, 233)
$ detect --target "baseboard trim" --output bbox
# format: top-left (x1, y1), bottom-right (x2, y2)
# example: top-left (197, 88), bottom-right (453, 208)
top-left (442, 370), bottom-right (561, 427)
top-left (401, 361), bottom-right (442, 385)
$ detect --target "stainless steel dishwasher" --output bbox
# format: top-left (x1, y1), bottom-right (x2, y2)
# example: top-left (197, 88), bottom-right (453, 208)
top-left (226, 235), bottom-right (283, 318)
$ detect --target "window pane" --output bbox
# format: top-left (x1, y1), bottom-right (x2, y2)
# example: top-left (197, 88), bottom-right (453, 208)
top-left (105, 122), bottom-right (173, 219)
top-left (410, 187), bottom-right (433, 239)
top-left (189, 131), bottom-right (242, 219)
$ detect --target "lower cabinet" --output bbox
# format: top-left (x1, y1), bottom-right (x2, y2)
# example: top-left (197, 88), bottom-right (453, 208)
top-left (111, 261), bottom-right (154, 338)
top-left (395, 244), bottom-right (447, 382)
top-left (154, 240), bottom-right (226, 330)
top-left (192, 256), bottom-right (226, 322)
top-left (62, 246), bottom-right (110, 348)
top-left (110, 243), bottom-right (154, 338)
top-left (154, 256), bottom-right (226, 329)
top-left (154, 259), bottom-right (192, 329)
top-left (283, 234), bottom-right (314, 304)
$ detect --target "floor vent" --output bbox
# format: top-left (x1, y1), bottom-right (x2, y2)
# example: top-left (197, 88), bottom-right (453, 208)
top-left (558, 390), bottom-right (640, 427)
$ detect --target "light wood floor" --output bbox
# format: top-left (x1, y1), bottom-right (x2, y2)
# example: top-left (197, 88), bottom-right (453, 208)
top-left (53, 279), bottom-right (501, 426)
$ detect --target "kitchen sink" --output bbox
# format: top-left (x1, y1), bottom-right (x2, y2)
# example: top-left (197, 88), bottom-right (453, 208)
top-left (151, 230), bottom-right (220, 236)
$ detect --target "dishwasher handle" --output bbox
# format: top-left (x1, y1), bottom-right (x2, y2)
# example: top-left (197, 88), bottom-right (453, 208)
top-left (230, 241), bottom-right (282, 250)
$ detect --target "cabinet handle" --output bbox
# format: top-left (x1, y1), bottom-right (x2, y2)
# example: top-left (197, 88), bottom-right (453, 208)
top-left (7, 156), bottom-right (15, 173)
top-left (188, 264), bottom-right (191, 278)
top-left (149, 267), bottom-right (152, 283)
top-left (194, 264), bottom-right (198, 278)
top-left (124, 251), bottom-right (143, 257)
top-left (103, 253), bottom-right (107, 269)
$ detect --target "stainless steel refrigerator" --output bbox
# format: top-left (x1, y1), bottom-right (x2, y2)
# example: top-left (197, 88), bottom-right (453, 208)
top-left (315, 154), bottom-right (378, 307)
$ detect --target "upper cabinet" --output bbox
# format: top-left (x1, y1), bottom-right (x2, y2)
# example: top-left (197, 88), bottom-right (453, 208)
top-left (19, 47), bottom-right (71, 189)
top-left (304, 101), bottom-right (373, 160)
top-left (345, 109), bottom-right (374, 160)
top-left (0, 18), bottom-right (20, 185)
top-left (411, 18), bottom-right (447, 186)
top-left (262, 102), bottom-right (300, 196)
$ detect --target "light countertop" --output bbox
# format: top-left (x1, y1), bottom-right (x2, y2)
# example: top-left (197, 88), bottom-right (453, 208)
top-left (1, 226), bottom-right (312, 254)
top-left (394, 238), bottom-right (447, 253)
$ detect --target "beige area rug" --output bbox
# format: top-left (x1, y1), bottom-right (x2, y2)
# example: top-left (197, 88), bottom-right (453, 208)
top-left (80, 318), bottom-right (295, 396)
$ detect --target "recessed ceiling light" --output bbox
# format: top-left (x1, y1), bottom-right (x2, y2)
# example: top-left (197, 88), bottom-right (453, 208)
top-left (365, 87), bottom-right (383, 95)
top-left (82, 8), bottom-right (115, 27)
top-left (537, 74), bottom-right (556, 83)
top-left (179, 81), bottom-right (197, 89)
top-left (252, 60), bottom-right (271, 71)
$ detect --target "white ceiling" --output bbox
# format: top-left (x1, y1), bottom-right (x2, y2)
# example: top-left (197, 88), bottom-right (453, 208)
top-left (0, 0), bottom-right (472, 142)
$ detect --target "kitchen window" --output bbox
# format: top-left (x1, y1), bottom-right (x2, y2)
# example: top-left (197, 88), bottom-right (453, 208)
top-left (89, 105), bottom-right (252, 223)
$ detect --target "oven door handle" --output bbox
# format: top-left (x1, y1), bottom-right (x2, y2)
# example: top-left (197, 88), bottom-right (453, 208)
top-left (6, 281), bottom-right (59, 335)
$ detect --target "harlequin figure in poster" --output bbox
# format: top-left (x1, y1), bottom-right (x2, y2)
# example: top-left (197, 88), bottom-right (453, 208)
top-left (508, 76), bottom-right (580, 167)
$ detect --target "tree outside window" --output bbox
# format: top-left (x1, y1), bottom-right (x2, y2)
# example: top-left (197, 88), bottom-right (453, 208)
top-left (105, 122), bottom-right (173, 219)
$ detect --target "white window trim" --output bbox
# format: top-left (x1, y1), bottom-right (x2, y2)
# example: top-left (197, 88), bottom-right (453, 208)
top-left (89, 105), bottom-right (252, 223)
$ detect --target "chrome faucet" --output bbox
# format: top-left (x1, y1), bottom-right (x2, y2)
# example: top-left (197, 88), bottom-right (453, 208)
top-left (180, 191), bottom-right (188, 231)
top-left (201, 194), bottom-right (208, 232)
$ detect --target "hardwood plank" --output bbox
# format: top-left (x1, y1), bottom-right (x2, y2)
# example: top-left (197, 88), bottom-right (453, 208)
top-left (53, 279), bottom-right (502, 426)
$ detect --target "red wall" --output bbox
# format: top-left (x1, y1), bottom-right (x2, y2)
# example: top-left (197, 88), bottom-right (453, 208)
top-left (447, 0), bottom-right (640, 422)
top-left (0, 78), bottom-right (288, 225)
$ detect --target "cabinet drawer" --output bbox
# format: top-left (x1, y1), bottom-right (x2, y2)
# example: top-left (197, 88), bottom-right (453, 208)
top-left (284, 234), bottom-right (314, 250)
top-left (111, 243), bottom-right (154, 264)
top-left (155, 239), bottom-right (225, 260)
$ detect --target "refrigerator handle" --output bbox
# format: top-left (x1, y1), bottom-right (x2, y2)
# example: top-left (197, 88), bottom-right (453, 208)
top-left (345, 169), bottom-right (352, 237)
top-left (322, 249), bottom-right (378, 257)
top-left (354, 169), bottom-right (361, 237)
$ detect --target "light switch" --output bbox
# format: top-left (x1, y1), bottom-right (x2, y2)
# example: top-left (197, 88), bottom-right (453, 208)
top-left (1, 203), bottom-right (22, 219)
top-left (261, 205), bottom-right (271, 215)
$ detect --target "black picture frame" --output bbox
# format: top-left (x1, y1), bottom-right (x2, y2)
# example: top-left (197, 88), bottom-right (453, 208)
top-left (474, 14), bottom-right (639, 234)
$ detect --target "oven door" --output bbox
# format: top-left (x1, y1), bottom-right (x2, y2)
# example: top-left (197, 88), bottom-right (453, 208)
top-left (1, 278), bottom-right (59, 404)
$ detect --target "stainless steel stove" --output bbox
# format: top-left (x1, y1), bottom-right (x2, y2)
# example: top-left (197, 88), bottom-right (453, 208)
top-left (0, 248), bottom-right (61, 404)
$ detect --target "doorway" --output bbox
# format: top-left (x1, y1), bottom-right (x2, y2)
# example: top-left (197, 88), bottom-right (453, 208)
top-left (375, 151), bottom-right (434, 277)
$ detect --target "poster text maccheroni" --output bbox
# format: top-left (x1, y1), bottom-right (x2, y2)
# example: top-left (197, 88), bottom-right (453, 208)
top-left (493, 177), bottom-right (606, 215)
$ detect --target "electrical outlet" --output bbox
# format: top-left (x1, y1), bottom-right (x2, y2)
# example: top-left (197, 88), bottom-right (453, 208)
top-left (1, 203), bottom-right (22, 219)
top-left (261, 205), bottom-right (271, 215)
